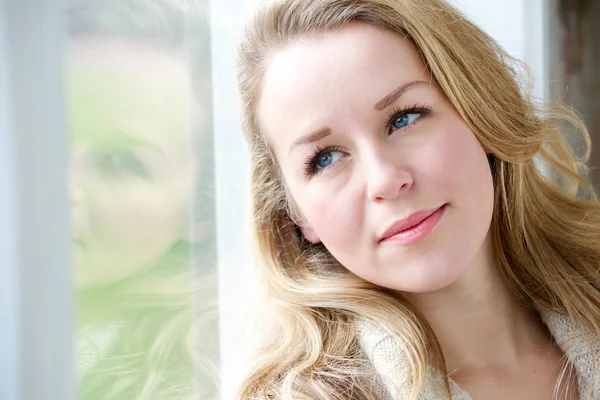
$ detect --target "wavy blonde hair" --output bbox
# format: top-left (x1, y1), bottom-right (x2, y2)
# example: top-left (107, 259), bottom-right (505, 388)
top-left (235, 0), bottom-right (600, 398)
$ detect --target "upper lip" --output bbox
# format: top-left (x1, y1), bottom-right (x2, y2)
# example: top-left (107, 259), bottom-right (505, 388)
top-left (379, 205), bottom-right (443, 242)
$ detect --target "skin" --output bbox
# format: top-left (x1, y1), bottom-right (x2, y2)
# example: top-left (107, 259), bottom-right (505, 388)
top-left (68, 36), bottom-right (195, 289)
top-left (258, 23), bottom-right (576, 399)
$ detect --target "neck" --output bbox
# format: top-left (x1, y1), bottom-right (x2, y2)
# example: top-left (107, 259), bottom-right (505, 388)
top-left (402, 233), bottom-right (555, 375)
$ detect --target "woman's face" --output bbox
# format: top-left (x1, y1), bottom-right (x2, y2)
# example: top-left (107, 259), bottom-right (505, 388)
top-left (69, 37), bottom-right (195, 288)
top-left (258, 23), bottom-right (495, 294)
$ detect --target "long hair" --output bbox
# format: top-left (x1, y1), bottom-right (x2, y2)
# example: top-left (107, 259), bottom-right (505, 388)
top-left (235, 0), bottom-right (600, 398)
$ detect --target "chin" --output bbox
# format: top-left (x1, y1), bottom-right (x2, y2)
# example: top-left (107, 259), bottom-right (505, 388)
top-left (390, 258), bottom-right (468, 294)
top-left (405, 276), bottom-right (457, 294)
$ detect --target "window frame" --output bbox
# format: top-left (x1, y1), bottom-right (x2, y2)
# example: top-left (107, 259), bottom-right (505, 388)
top-left (0, 0), bottom-right (74, 399)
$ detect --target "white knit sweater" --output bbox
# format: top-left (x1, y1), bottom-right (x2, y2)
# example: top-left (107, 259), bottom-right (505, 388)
top-left (357, 312), bottom-right (600, 399)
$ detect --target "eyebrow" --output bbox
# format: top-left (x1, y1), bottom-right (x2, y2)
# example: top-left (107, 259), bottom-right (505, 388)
top-left (289, 127), bottom-right (332, 155)
top-left (288, 80), bottom-right (429, 154)
top-left (373, 80), bottom-right (429, 111)
top-left (84, 130), bottom-right (164, 157)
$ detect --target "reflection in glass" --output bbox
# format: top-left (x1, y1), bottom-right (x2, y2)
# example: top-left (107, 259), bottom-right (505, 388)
top-left (66, 1), bottom-right (218, 398)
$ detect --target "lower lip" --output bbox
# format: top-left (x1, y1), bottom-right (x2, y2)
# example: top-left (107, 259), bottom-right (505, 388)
top-left (381, 205), bottom-right (447, 246)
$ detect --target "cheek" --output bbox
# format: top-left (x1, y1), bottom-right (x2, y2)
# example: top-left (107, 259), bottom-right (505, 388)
top-left (449, 127), bottom-right (494, 205)
top-left (296, 184), bottom-right (363, 249)
top-left (423, 122), bottom-right (495, 252)
top-left (420, 122), bottom-right (493, 202)
top-left (89, 180), bottom-right (187, 244)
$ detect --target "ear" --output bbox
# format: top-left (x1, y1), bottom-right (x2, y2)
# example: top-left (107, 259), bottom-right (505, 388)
top-left (299, 224), bottom-right (321, 244)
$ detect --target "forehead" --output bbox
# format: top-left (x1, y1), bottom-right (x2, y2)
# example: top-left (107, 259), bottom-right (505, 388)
top-left (257, 23), bottom-right (428, 147)
top-left (68, 37), bottom-right (193, 152)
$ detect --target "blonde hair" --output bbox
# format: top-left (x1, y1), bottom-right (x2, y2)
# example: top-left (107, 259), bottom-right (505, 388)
top-left (235, 0), bottom-right (600, 398)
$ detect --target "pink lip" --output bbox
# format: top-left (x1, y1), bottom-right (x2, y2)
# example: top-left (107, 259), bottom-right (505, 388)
top-left (379, 204), bottom-right (447, 245)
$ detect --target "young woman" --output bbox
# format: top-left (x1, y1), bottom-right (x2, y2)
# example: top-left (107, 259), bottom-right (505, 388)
top-left (235, 0), bottom-right (600, 398)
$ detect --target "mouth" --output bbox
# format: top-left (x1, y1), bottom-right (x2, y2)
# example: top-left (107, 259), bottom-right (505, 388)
top-left (379, 204), bottom-right (448, 245)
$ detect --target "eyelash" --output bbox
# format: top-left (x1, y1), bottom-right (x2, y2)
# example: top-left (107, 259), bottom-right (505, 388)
top-left (385, 103), bottom-right (432, 134)
top-left (303, 104), bottom-right (433, 177)
top-left (303, 144), bottom-right (344, 177)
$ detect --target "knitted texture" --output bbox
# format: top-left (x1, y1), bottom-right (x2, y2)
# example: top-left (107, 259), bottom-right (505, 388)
top-left (357, 312), bottom-right (600, 399)
top-left (542, 311), bottom-right (600, 399)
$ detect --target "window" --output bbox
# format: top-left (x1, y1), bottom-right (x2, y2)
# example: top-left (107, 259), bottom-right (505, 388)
top-left (66, 0), bottom-right (219, 398)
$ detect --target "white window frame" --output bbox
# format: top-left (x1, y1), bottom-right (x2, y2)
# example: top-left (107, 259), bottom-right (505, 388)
top-left (0, 0), bottom-right (74, 399)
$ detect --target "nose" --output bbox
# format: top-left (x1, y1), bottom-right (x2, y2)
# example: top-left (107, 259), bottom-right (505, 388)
top-left (366, 146), bottom-right (413, 202)
top-left (69, 152), bottom-right (86, 205)
top-left (70, 181), bottom-right (85, 205)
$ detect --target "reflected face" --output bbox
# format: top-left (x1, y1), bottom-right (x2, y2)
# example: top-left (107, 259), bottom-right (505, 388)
top-left (69, 37), bottom-right (194, 288)
top-left (259, 23), bottom-right (494, 293)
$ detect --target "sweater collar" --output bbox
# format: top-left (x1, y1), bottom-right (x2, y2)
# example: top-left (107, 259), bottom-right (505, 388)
top-left (357, 311), bottom-right (600, 399)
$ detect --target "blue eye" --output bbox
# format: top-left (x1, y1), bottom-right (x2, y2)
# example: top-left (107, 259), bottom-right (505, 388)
top-left (304, 146), bottom-right (344, 177)
top-left (391, 112), bottom-right (421, 130)
top-left (387, 105), bottom-right (432, 133)
top-left (316, 150), bottom-right (343, 169)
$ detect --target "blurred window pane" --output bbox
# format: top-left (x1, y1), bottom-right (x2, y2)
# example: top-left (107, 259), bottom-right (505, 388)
top-left (66, 1), bottom-right (218, 398)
